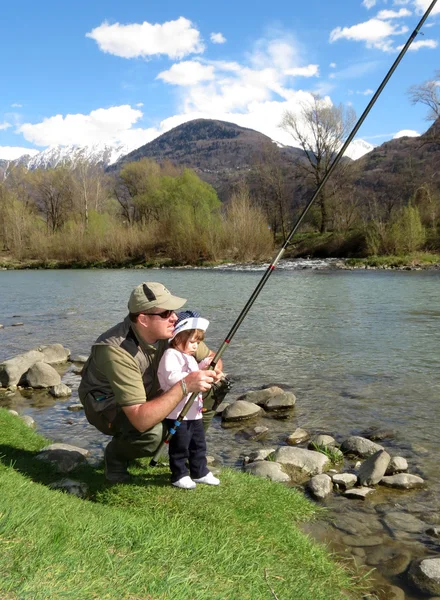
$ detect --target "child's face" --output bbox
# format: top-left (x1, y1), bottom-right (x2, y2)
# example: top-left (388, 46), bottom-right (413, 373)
top-left (178, 335), bottom-right (200, 356)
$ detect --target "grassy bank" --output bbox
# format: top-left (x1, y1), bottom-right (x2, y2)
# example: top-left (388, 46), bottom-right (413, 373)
top-left (0, 409), bottom-right (361, 600)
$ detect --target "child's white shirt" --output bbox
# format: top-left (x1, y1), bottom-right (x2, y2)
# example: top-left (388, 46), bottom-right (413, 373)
top-left (158, 348), bottom-right (208, 420)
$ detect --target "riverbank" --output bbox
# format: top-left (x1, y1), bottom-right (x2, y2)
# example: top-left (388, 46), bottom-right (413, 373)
top-left (0, 409), bottom-right (360, 600)
top-left (1, 252), bottom-right (440, 271)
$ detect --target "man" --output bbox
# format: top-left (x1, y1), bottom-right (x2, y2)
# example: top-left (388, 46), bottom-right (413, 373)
top-left (79, 281), bottom-right (221, 483)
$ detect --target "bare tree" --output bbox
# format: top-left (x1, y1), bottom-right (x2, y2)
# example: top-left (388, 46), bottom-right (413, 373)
top-left (30, 168), bottom-right (73, 232)
top-left (72, 160), bottom-right (109, 228)
top-left (281, 94), bottom-right (356, 233)
top-left (409, 70), bottom-right (440, 142)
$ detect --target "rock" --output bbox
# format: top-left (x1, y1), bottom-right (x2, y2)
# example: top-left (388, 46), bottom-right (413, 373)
top-left (426, 527), bottom-right (440, 538)
top-left (0, 350), bottom-right (45, 387)
top-left (20, 415), bottom-right (36, 428)
top-left (361, 426), bottom-right (395, 442)
top-left (341, 534), bottom-right (384, 547)
top-left (408, 558), bottom-right (440, 596)
top-left (385, 456), bottom-right (408, 475)
top-left (36, 343), bottom-right (70, 364)
top-left (244, 461), bottom-right (290, 483)
top-left (67, 403), bottom-right (84, 411)
top-left (343, 487), bottom-right (375, 500)
top-left (306, 474), bottom-right (333, 499)
top-left (262, 392), bottom-right (296, 411)
top-left (308, 434), bottom-right (337, 450)
top-left (365, 546), bottom-right (411, 577)
top-left (25, 362), bottom-right (61, 388)
top-left (70, 354), bottom-right (89, 364)
top-left (36, 443), bottom-right (90, 473)
top-left (11, 322), bottom-right (24, 327)
top-left (247, 448), bottom-right (275, 462)
top-left (380, 474), bottom-right (425, 489)
top-left (331, 473), bottom-right (358, 490)
top-left (242, 425), bottom-right (269, 441)
top-left (72, 367), bottom-right (84, 376)
top-left (49, 384), bottom-right (72, 398)
top-left (49, 479), bottom-right (88, 498)
top-left (238, 386), bottom-right (284, 404)
top-left (7, 409), bottom-right (19, 416)
top-left (237, 387), bottom-right (296, 411)
top-left (332, 514), bottom-right (383, 537)
top-left (382, 512), bottom-right (426, 533)
top-left (358, 450), bottom-right (391, 486)
top-left (340, 436), bottom-right (384, 457)
top-left (0, 324), bottom-right (3, 329)
top-left (221, 400), bottom-right (263, 422)
top-left (273, 446), bottom-right (330, 476)
top-left (286, 428), bottom-right (310, 445)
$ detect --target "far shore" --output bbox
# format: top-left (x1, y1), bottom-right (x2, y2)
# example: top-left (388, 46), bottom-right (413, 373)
top-left (1, 252), bottom-right (440, 271)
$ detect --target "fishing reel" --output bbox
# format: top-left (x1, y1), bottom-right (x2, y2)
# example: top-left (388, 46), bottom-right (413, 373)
top-left (210, 375), bottom-right (233, 411)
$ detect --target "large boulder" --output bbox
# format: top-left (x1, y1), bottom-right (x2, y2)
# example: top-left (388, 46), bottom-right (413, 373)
top-left (380, 474), bottom-right (425, 489)
top-left (340, 436), bottom-right (384, 458)
top-left (36, 344), bottom-right (70, 364)
top-left (0, 350), bottom-right (44, 386)
top-left (408, 558), bottom-right (440, 596)
top-left (25, 363), bottom-right (61, 388)
top-left (238, 387), bottom-right (296, 411)
top-left (244, 461), bottom-right (290, 483)
top-left (221, 400), bottom-right (263, 422)
top-left (358, 449), bottom-right (391, 486)
top-left (36, 443), bottom-right (90, 473)
top-left (273, 446), bottom-right (330, 476)
top-left (306, 474), bottom-right (333, 499)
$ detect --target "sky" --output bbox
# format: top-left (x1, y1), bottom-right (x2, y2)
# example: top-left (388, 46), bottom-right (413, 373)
top-left (0, 0), bottom-right (439, 160)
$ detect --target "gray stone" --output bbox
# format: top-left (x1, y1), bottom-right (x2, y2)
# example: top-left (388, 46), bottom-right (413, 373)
top-left (67, 403), bottom-right (84, 411)
top-left (341, 534), bottom-right (384, 547)
top-left (36, 343), bottom-right (70, 364)
top-left (365, 546), bottom-right (411, 576)
top-left (343, 487), bottom-right (375, 500)
top-left (380, 473), bottom-right (425, 489)
top-left (49, 383), bottom-right (72, 398)
top-left (70, 354), bottom-right (89, 364)
top-left (262, 392), bottom-right (296, 411)
top-left (49, 479), bottom-right (88, 498)
top-left (331, 473), bottom-right (358, 489)
top-left (20, 415), bottom-right (36, 428)
top-left (340, 436), bottom-right (384, 457)
top-left (36, 443), bottom-right (90, 473)
top-left (25, 362), bottom-right (61, 388)
top-left (273, 446), bottom-right (330, 476)
top-left (11, 322), bottom-right (24, 327)
top-left (385, 456), bottom-right (408, 475)
top-left (247, 448), bottom-right (275, 462)
top-left (383, 511), bottom-right (426, 533)
top-left (358, 449), bottom-right (391, 486)
top-left (427, 527), bottom-right (440, 538)
top-left (408, 558), bottom-right (440, 596)
top-left (286, 428), bottom-right (310, 445)
top-left (306, 474), bottom-right (333, 499)
top-left (0, 350), bottom-right (44, 386)
top-left (7, 409), bottom-right (19, 416)
top-left (0, 324), bottom-right (3, 329)
top-left (238, 386), bottom-right (284, 404)
top-left (308, 434), bottom-right (337, 450)
top-left (221, 400), bottom-right (263, 422)
top-left (244, 461), bottom-right (290, 483)
top-left (332, 514), bottom-right (383, 537)
top-left (242, 425), bottom-right (269, 441)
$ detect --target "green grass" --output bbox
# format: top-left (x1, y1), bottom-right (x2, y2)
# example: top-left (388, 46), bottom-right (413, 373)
top-left (0, 409), bottom-right (362, 600)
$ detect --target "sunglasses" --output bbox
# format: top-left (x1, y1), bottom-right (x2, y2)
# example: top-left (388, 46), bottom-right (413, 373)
top-left (146, 309), bottom-right (174, 319)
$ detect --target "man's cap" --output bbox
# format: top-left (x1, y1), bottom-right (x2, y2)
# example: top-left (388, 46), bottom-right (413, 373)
top-left (170, 310), bottom-right (209, 340)
top-left (128, 282), bottom-right (187, 314)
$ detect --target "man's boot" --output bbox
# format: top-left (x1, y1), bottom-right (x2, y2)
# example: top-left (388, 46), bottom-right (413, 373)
top-left (104, 440), bottom-right (131, 483)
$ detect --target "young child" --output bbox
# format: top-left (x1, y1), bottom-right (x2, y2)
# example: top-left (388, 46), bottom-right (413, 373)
top-left (157, 310), bottom-right (220, 489)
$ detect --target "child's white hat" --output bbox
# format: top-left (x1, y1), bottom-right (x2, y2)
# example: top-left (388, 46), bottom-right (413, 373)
top-left (170, 310), bottom-right (209, 340)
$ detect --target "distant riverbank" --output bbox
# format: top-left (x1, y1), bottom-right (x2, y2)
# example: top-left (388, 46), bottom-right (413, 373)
top-left (1, 252), bottom-right (440, 271)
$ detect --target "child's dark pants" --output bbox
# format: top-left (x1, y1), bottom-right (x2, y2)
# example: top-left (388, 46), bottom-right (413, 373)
top-left (165, 418), bottom-right (209, 482)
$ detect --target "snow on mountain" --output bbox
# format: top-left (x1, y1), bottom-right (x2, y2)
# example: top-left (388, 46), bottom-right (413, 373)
top-left (344, 139), bottom-right (375, 160)
top-left (14, 143), bottom-right (129, 170)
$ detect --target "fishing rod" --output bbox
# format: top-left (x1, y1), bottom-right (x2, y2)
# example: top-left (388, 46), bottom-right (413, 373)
top-left (150, 0), bottom-right (438, 466)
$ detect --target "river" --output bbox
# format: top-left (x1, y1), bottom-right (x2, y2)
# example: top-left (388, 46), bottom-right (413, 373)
top-left (1, 263), bottom-right (440, 598)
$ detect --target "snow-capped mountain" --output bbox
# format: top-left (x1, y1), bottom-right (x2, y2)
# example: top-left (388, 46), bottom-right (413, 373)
top-left (345, 139), bottom-right (375, 160)
top-left (14, 142), bottom-right (130, 170)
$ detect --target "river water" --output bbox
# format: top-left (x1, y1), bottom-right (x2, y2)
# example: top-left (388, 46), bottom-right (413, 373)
top-left (1, 263), bottom-right (440, 598)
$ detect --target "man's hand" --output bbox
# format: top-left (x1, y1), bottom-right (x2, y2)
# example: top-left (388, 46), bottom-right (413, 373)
top-left (185, 370), bottom-right (217, 393)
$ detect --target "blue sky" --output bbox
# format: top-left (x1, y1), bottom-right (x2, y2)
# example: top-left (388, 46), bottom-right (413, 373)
top-left (0, 0), bottom-right (438, 159)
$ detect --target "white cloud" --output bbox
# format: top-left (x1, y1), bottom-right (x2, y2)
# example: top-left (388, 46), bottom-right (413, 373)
top-left (357, 88), bottom-right (374, 95)
top-left (136, 102), bottom-right (144, 107)
top-left (157, 61), bottom-right (216, 85)
top-left (0, 146), bottom-right (39, 160)
top-left (0, 121), bottom-right (12, 130)
top-left (285, 64), bottom-right (319, 77)
top-left (363, 0), bottom-right (378, 8)
top-left (397, 38), bottom-right (438, 50)
top-left (393, 0), bottom-right (411, 4)
top-left (86, 17), bottom-right (204, 60)
top-left (210, 32), bottom-right (226, 44)
top-left (11, 103), bottom-right (22, 108)
top-left (329, 62), bottom-right (337, 68)
top-left (377, 8), bottom-right (412, 18)
top-left (18, 105), bottom-right (146, 147)
top-left (330, 18), bottom-right (409, 51)
top-left (413, 0), bottom-right (440, 15)
top-left (393, 129), bottom-right (420, 138)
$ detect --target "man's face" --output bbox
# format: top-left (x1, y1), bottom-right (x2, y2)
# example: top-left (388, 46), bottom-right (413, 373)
top-left (137, 309), bottom-right (178, 343)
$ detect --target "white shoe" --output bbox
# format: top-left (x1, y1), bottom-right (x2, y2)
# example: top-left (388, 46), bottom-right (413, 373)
top-left (172, 476), bottom-right (196, 489)
top-left (193, 472), bottom-right (220, 485)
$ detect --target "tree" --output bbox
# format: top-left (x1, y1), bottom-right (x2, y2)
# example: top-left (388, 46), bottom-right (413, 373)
top-left (281, 94), bottom-right (356, 233)
top-left (72, 160), bottom-right (110, 229)
top-left (30, 167), bottom-right (74, 232)
top-left (409, 70), bottom-right (440, 143)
